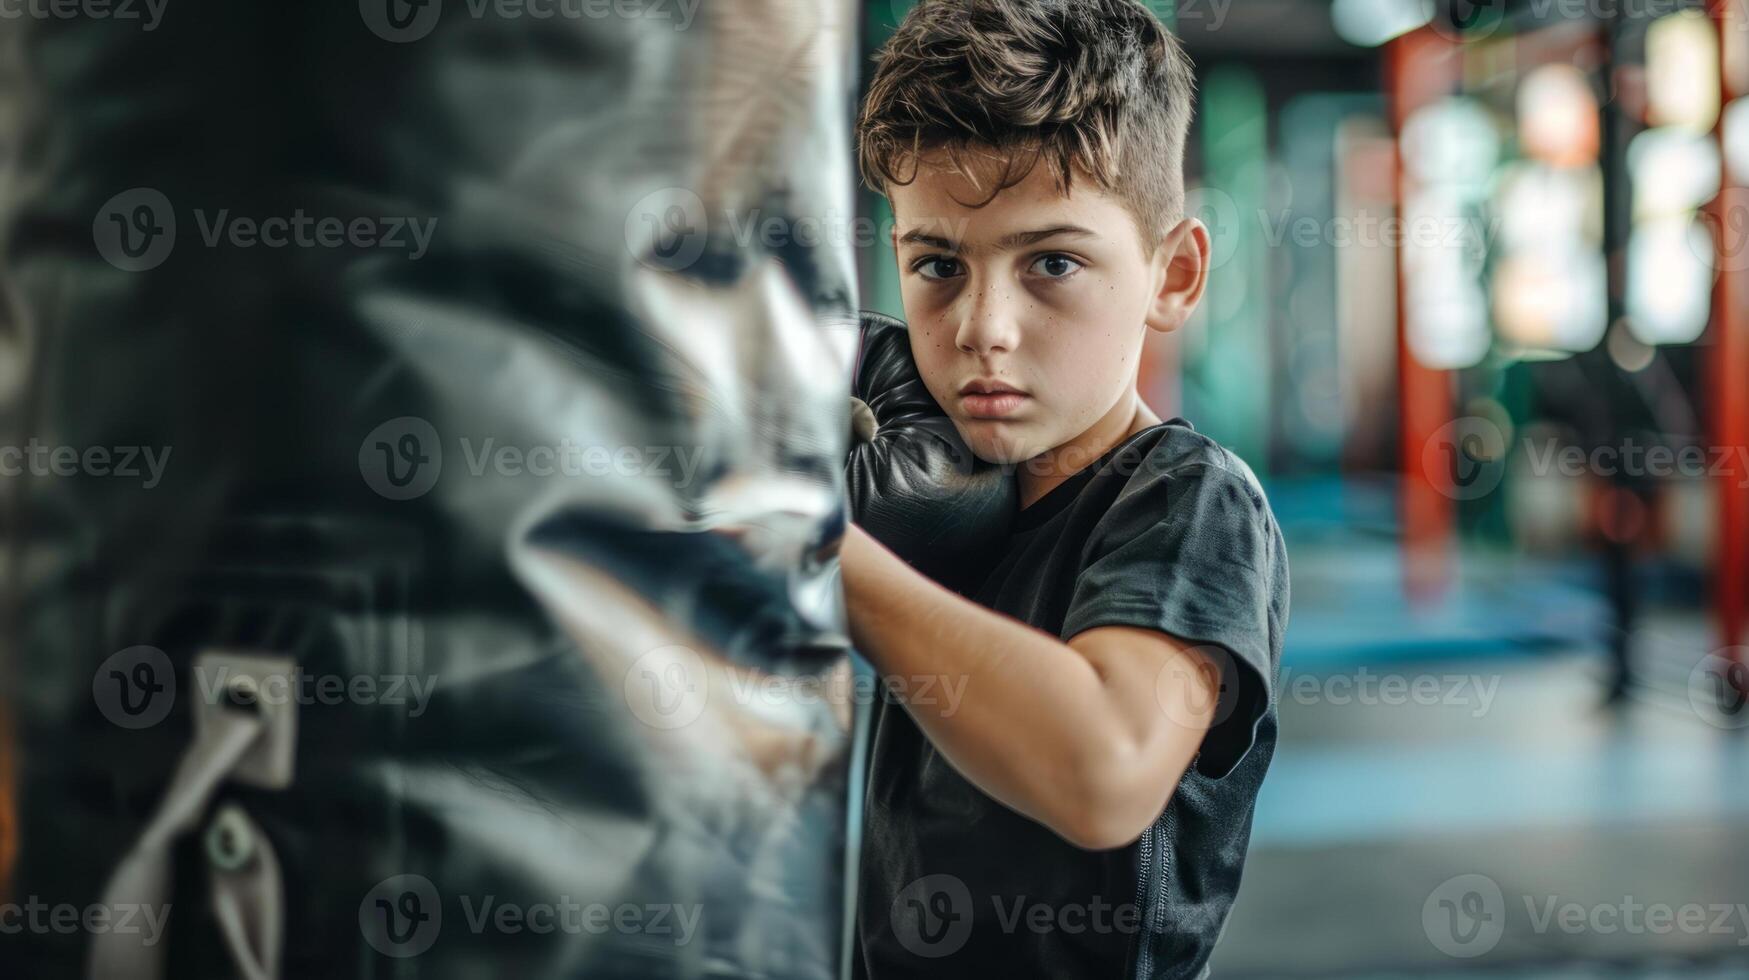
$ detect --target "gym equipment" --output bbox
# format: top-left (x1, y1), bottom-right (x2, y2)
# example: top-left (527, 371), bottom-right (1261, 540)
top-left (0, 1), bottom-right (860, 977)
top-left (846, 312), bottom-right (1017, 590)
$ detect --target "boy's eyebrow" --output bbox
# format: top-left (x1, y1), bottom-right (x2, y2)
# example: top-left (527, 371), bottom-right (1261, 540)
top-left (896, 224), bottom-right (1098, 255)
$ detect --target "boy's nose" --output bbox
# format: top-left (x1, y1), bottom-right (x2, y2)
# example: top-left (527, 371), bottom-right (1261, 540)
top-left (955, 281), bottom-right (1022, 355)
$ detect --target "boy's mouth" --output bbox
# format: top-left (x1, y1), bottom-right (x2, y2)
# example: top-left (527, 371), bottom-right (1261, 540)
top-left (958, 379), bottom-right (1029, 419)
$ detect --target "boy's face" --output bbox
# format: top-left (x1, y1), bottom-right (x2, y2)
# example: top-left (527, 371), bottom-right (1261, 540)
top-left (888, 151), bottom-right (1206, 467)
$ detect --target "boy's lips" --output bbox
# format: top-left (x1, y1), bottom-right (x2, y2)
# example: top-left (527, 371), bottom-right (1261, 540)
top-left (958, 379), bottom-right (1029, 419)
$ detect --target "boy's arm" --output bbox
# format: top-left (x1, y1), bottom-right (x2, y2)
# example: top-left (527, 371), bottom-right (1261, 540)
top-left (841, 522), bottom-right (1219, 851)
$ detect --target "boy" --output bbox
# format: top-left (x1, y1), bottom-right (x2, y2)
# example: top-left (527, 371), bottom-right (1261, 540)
top-left (838, 1), bottom-right (1289, 977)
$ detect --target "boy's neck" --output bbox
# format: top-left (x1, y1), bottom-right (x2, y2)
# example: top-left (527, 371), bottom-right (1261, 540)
top-left (1017, 390), bottom-right (1162, 509)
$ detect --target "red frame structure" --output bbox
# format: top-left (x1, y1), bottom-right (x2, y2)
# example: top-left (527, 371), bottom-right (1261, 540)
top-left (1388, 27), bottom-right (1463, 602)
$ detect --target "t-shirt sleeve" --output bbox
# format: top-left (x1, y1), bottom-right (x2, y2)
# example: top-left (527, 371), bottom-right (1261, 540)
top-left (1061, 456), bottom-right (1284, 779)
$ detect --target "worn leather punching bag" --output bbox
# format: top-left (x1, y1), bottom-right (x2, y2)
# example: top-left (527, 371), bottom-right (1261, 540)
top-left (0, 1), bottom-right (860, 977)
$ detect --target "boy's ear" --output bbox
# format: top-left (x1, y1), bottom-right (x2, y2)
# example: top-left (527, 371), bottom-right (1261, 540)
top-left (1144, 217), bottom-right (1211, 335)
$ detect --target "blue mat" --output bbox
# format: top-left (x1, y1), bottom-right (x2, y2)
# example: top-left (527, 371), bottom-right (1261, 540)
top-left (1265, 478), bottom-right (1612, 670)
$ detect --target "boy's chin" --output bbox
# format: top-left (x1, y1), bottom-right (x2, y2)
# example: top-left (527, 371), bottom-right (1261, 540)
top-left (959, 424), bottom-right (1045, 467)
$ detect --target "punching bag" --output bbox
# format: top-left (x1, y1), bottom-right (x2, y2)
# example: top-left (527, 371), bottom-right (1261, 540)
top-left (0, 1), bottom-right (860, 977)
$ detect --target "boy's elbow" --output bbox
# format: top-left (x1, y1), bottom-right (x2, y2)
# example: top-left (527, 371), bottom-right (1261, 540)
top-left (1048, 757), bottom-right (1177, 851)
top-left (1055, 810), bottom-right (1149, 851)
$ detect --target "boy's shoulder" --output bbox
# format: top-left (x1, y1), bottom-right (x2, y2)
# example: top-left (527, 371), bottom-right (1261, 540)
top-left (1111, 418), bottom-right (1272, 514)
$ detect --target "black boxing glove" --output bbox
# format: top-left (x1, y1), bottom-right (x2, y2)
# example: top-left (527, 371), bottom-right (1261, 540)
top-left (846, 311), bottom-right (1016, 589)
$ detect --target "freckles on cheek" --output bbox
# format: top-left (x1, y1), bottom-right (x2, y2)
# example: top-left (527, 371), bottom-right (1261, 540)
top-left (915, 323), bottom-right (954, 357)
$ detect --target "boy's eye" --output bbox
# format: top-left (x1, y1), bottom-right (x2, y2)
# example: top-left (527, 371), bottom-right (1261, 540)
top-left (914, 256), bottom-right (964, 281)
top-left (1029, 253), bottom-right (1083, 279)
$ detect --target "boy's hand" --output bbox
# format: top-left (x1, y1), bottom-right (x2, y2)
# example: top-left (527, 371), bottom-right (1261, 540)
top-left (840, 523), bottom-right (1220, 851)
top-left (846, 311), bottom-right (1015, 586)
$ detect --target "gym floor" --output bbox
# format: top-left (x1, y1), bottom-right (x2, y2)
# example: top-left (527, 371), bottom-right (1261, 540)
top-left (1211, 506), bottom-right (1749, 978)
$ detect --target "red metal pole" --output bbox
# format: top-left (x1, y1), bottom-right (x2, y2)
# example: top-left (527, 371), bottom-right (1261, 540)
top-left (1709, 0), bottom-right (1748, 656)
top-left (1389, 27), bottom-right (1460, 602)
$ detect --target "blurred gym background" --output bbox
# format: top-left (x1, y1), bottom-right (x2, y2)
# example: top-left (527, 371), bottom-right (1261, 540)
top-left (861, 1), bottom-right (1749, 976)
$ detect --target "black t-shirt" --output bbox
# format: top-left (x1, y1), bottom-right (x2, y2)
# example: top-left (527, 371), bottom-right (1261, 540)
top-left (854, 419), bottom-right (1289, 980)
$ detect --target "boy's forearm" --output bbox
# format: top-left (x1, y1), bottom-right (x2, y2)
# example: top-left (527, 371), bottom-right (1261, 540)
top-left (840, 523), bottom-right (1184, 847)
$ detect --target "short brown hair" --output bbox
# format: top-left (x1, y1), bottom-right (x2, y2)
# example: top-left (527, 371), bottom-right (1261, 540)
top-left (857, 0), bottom-right (1196, 249)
